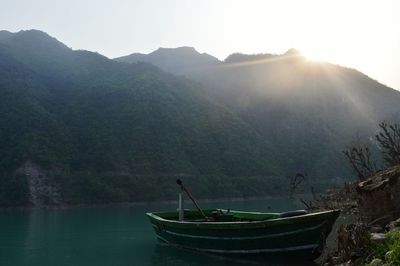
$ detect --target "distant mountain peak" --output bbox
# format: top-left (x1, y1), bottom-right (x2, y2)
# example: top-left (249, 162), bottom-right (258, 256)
top-left (152, 46), bottom-right (213, 58)
top-left (224, 49), bottom-right (304, 64)
top-left (0, 30), bottom-right (13, 36)
top-left (17, 29), bottom-right (49, 35)
top-left (115, 46), bottom-right (219, 74)
top-left (0, 30), bottom-right (13, 43)
top-left (156, 46), bottom-right (197, 52)
top-left (13, 29), bottom-right (58, 41)
top-left (0, 29), bottom-right (69, 51)
top-left (224, 53), bottom-right (276, 64)
top-left (284, 48), bottom-right (302, 56)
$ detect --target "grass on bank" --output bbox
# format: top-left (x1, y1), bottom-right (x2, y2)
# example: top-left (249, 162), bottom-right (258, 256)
top-left (365, 231), bottom-right (400, 266)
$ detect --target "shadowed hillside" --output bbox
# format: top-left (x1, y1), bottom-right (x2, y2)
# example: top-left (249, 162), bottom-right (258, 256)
top-left (0, 30), bottom-right (283, 206)
top-left (116, 48), bottom-right (400, 178)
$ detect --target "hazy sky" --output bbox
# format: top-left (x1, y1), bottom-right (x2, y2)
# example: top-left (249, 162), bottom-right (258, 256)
top-left (1, 0), bottom-right (399, 90)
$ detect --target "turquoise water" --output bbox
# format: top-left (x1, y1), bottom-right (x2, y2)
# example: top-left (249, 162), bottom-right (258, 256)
top-left (0, 197), bottom-right (319, 266)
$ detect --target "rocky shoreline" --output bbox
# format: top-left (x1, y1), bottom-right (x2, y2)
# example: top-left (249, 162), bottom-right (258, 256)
top-left (316, 165), bottom-right (400, 266)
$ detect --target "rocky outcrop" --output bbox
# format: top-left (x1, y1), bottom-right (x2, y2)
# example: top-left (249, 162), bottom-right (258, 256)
top-left (357, 165), bottom-right (400, 224)
top-left (17, 161), bottom-right (62, 207)
top-left (322, 165), bottom-right (400, 265)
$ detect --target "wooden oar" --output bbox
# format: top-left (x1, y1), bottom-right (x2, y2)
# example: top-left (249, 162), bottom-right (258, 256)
top-left (176, 179), bottom-right (208, 220)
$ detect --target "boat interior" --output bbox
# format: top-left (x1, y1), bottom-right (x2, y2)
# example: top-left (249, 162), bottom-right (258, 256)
top-left (152, 209), bottom-right (308, 222)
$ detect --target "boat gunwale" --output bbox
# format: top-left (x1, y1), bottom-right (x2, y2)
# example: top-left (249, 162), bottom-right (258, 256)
top-left (146, 209), bottom-right (340, 226)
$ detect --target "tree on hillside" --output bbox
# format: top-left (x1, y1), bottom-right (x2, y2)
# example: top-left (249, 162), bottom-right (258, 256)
top-left (376, 121), bottom-right (400, 167)
top-left (343, 146), bottom-right (378, 181)
top-left (344, 121), bottom-right (400, 180)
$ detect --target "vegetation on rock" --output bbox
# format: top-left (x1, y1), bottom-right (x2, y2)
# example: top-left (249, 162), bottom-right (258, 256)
top-left (320, 121), bottom-right (400, 265)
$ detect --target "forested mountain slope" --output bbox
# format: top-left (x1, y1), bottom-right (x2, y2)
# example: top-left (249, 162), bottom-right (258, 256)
top-left (1, 29), bottom-right (399, 207)
top-left (116, 48), bottom-right (400, 178)
top-left (0, 30), bottom-right (282, 206)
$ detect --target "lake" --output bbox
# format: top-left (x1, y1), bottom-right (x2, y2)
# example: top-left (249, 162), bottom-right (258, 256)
top-left (0, 197), bottom-right (329, 266)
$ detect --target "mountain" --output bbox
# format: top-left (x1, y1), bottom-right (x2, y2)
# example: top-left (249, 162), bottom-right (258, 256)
top-left (115, 47), bottom-right (400, 178)
top-left (115, 46), bottom-right (219, 75)
top-left (1, 30), bottom-right (399, 207)
top-left (0, 30), bottom-right (284, 207)
top-left (0, 30), bottom-right (14, 43)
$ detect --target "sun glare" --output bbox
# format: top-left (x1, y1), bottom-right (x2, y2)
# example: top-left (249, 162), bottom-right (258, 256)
top-left (300, 50), bottom-right (329, 63)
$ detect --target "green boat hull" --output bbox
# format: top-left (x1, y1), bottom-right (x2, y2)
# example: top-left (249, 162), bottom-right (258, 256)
top-left (146, 209), bottom-right (340, 259)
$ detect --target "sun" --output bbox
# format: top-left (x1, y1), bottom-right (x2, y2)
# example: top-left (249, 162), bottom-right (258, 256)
top-left (299, 49), bottom-right (329, 63)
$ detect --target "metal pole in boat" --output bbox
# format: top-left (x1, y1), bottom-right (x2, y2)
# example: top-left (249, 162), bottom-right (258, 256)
top-left (178, 186), bottom-right (184, 221)
top-left (176, 179), bottom-right (207, 220)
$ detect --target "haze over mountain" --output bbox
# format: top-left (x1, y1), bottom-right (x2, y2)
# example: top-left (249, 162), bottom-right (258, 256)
top-left (0, 29), bottom-right (399, 207)
top-left (116, 46), bottom-right (400, 177)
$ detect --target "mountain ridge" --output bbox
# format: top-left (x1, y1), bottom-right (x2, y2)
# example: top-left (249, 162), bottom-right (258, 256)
top-left (115, 46), bottom-right (220, 75)
top-left (0, 29), bottom-right (399, 207)
top-left (114, 43), bottom-right (400, 178)
top-left (0, 30), bottom-right (287, 206)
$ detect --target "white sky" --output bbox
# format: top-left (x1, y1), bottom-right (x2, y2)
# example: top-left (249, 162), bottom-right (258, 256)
top-left (1, 0), bottom-right (399, 90)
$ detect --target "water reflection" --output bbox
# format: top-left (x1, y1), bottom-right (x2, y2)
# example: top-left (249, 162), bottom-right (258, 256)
top-left (150, 244), bottom-right (317, 266)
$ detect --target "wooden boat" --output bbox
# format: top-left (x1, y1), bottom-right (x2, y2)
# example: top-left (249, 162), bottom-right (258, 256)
top-left (147, 208), bottom-right (340, 259)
